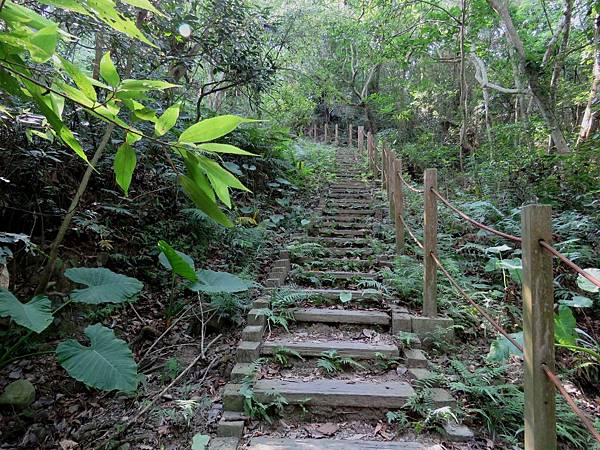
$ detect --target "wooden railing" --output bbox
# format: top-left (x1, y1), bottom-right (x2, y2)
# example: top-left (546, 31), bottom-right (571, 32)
top-left (307, 122), bottom-right (600, 449)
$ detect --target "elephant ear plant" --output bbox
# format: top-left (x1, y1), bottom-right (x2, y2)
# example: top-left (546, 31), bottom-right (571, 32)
top-left (0, 267), bottom-right (143, 393)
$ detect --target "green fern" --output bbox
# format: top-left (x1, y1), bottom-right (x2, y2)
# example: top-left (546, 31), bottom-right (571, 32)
top-left (317, 350), bottom-right (365, 373)
top-left (273, 346), bottom-right (304, 367)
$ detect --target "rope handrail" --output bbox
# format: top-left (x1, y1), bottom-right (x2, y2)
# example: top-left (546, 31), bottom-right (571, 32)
top-left (539, 240), bottom-right (600, 289)
top-left (431, 250), bottom-right (600, 444)
top-left (398, 215), bottom-right (424, 250)
top-left (431, 187), bottom-right (522, 243)
top-left (542, 365), bottom-right (600, 443)
top-left (398, 172), bottom-right (425, 193)
top-left (430, 252), bottom-right (524, 352)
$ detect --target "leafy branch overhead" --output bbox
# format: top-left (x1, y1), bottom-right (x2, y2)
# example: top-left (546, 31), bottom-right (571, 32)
top-left (0, 0), bottom-right (258, 227)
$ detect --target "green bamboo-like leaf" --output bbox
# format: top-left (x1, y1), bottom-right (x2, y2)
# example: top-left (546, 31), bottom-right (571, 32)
top-left (157, 240), bottom-right (197, 282)
top-left (0, 288), bottom-right (53, 333)
top-left (178, 175), bottom-right (232, 227)
top-left (179, 115), bottom-right (257, 144)
top-left (120, 0), bottom-right (165, 17)
top-left (28, 24), bottom-right (58, 63)
top-left (120, 79), bottom-right (178, 91)
top-left (58, 56), bottom-right (97, 101)
top-left (114, 142), bottom-right (136, 196)
top-left (198, 143), bottom-right (257, 156)
top-left (155, 103), bottom-right (180, 136)
top-left (56, 324), bottom-right (138, 392)
top-left (100, 52), bottom-right (120, 88)
top-left (65, 267), bottom-right (143, 304)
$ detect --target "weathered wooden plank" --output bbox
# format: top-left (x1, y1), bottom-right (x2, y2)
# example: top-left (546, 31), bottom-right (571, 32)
top-left (292, 307), bottom-right (390, 325)
top-left (254, 379), bottom-right (412, 408)
top-left (248, 438), bottom-right (425, 450)
top-left (261, 340), bottom-right (398, 359)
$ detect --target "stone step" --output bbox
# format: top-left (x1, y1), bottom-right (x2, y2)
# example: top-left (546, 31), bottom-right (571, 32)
top-left (261, 339), bottom-right (398, 359)
top-left (248, 438), bottom-right (425, 450)
top-left (292, 307), bottom-right (390, 325)
top-left (327, 247), bottom-right (375, 256)
top-left (322, 209), bottom-right (376, 216)
top-left (299, 270), bottom-right (382, 280)
top-left (320, 221), bottom-right (373, 229)
top-left (286, 288), bottom-right (383, 301)
top-left (297, 257), bottom-right (393, 269)
top-left (253, 379), bottom-right (413, 408)
top-left (312, 237), bottom-right (372, 247)
top-left (317, 228), bottom-right (370, 237)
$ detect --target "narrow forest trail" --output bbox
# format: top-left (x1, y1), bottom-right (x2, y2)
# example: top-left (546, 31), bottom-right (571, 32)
top-left (211, 145), bottom-right (473, 449)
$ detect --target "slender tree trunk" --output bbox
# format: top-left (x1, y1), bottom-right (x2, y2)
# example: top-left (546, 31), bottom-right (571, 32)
top-left (578, 13), bottom-right (600, 144)
top-left (487, 0), bottom-right (570, 153)
top-left (458, 0), bottom-right (468, 170)
top-left (546, 0), bottom-right (573, 152)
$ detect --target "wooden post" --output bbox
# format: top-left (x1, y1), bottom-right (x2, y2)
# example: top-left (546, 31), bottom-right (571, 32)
top-left (358, 126), bottom-right (364, 152)
top-left (367, 131), bottom-right (374, 172)
top-left (522, 205), bottom-right (556, 450)
top-left (423, 168), bottom-right (438, 317)
top-left (324, 123), bottom-right (328, 143)
top-left (381, 144), bottom-right (388, 191)
top-left (334, 124), bottom-right (339, 146)
top-left (394, 158), bottom-right (404, 254)
top-left (388, 151), bottom-right (395, 218)
top-left (348, 124), bottom-right (352, 147)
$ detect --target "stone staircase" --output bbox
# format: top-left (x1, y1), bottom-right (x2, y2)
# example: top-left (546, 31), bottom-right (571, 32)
top-left (211, 147), bottom-right (473, 449)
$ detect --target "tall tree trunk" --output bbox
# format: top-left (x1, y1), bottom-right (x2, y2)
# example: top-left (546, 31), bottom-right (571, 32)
top-left (578, 12), bottom-right (600, 144)
top-left (487, 0), bottom-right (570, 153)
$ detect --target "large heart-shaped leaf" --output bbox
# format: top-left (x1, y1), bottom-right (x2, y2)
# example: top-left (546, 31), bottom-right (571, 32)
top-left (487, 332), bottom-right (523, 362)
top-left (188, 270), bottom-right (253, 293)
top-left (65, 267), bottom-right (143, 304)
top-left (577, 268), bottom-right (600, 293)
top-left (56, 324), bottom-right (138, 392)
top-left (157, 241), bottom-right (197, 282)
top-left (554, 306), bottom-right (577, 346)
top-left (0, 289), bottom-right (53, 333)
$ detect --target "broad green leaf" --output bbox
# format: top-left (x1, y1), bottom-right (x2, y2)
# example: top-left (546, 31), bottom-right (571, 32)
top-left (114, 143), bottom-right (136, 196)
top-left (119, 79), bottom-right (178, 92)
top-left (554, 306), bottom-right (577, 346)
top-left (100, 52), bottom-right (120, 88)
top-left (28, 25), bottom-right (58, 63)
top-left (179, 115), bottom-right (257, 144)
top-left (0, 289), bottom-right (53, 333)
top-left (559, 295), bottom-right (593, 308)
top-left (65, 267), bottom-right (143, 304)
top-left (155, 103), bottom-right (180, 136)
top-left (182, 152), bottom-right (216, 202)
top-left (487, 332), bottom-right (523, 362)
top-left (120, 0), bottom-right (165, 17)
top-left (576, 268), bottom-right (600, 293)
top-left (56, 324), bottom-right (138, 392)
top-left (339, 292), bottom-right (352, 303)
top-left (157, 240), bottom-right (197, 282)
top-left (484, 244), bottom-right (512, 254)
top-left (191, 434), bottom-right (210, 450)
top-left (126, 131), bottom-right (142, 144)
top-left (201, 157), bottom-right (251, 192)
top-left (198, 143), bottom-right (257, 156)
top-left (188, 269), bottom-right (253, 293)
top-left (496, 258), bottom-right (523, 285)
top-left (178, 175), bottom-right (232, 228)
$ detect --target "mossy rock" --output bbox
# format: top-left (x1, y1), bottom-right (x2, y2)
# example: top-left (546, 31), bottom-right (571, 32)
top-left (0, 379), bottom-right (36, 408)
